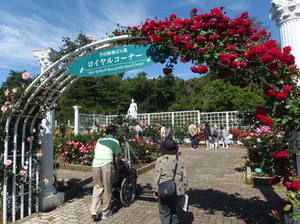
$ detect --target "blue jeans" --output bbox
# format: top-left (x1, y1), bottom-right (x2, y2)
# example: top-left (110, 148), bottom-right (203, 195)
top-left (190, 136), bottom-right (197, 149)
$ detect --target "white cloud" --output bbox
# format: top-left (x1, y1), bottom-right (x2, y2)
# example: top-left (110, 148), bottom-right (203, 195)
top-left (0, 10), bottom-right (70, 70)
top-left (94, 0), bottom-right (150, 26)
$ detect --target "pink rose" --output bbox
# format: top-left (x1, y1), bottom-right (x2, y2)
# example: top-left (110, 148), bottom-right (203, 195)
top-left (27, 136), bottom-right (34, 143)
top-left (260, 126), bottom-right (270, 132)
top-left (1, 105), bottom-right (8, 113)
top-left (4, 89), bottom-right (9, 96)
top-left (36, 150), bottom-right (43, 158)
top-left (42, 178), bottom-right (49, 185)
top-left (4, 160), bottom-right (12, 166)
top-left (22, 72), bottom-right (30, 80)
top-left (88, 35), bottom-right (95, 41)
top-left (19, 170), bottom-right (27, 176)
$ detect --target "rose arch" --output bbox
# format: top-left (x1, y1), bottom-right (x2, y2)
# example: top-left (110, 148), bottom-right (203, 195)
top-left (1, 7), bottom-right (300, 223)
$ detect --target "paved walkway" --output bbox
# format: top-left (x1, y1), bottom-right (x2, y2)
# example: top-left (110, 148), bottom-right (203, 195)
top-left (21, 147), bottom-right (286, 224)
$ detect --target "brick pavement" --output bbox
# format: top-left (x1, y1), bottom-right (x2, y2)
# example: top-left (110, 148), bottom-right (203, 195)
top-left (21, 147), bottom-right (286, 224)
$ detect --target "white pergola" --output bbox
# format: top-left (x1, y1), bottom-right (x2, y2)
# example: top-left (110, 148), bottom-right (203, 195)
top-left (2, 1), bottom-right (300, 223)
top-left (2, 35), bottom-right (143, 224)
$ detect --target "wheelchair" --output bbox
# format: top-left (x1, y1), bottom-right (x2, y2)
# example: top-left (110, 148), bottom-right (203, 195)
top-left (112, 159), bottom-right (138, 207)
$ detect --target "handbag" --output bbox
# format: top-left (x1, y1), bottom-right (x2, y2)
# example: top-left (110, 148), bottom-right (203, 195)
top-left (158, 157), bottom-right (178, 198)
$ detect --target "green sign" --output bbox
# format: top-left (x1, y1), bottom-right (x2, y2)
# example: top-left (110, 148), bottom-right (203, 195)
top-left (67, 45), bottom-right (170, 77)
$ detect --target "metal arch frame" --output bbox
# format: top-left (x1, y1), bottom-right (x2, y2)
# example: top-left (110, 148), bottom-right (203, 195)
top-left (2, 35), bottom-right (144, 224)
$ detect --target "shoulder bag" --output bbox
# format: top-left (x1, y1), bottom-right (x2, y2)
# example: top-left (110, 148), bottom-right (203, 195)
top-left (158, 157), bottom-right (178, 198)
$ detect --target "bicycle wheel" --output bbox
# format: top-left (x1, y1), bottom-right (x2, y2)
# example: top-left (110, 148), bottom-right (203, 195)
top-left (120, 176), bottom-right (136, 207)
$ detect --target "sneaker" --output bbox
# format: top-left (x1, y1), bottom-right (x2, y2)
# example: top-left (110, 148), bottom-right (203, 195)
top-left (91, 213), bottom-right (98, 220)
top-left (190, 148), bottom-right (194, 150)
top-left (101, 210), bottom-right (113, 220)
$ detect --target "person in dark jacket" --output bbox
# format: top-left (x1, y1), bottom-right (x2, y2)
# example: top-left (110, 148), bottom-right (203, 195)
top-left (153, 137), bottom-right (188, 224)
top-left (203, 123), bottom-right (212, 150)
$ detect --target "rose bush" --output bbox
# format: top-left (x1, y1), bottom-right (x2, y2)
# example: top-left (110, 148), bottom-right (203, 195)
top-left (240, 126), bottom-right (289, 177)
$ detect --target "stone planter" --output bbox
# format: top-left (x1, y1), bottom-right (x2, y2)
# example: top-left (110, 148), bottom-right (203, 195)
top-left (252, 176), bottom-right (273, 186)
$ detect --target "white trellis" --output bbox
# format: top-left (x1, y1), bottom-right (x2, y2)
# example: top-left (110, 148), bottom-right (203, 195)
top-left (2, 34), bottom-right (142, 224)
top-left (76, 110), bottom-right (239, 132)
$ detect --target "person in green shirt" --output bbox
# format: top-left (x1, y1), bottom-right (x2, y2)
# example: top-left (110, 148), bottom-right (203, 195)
top-left (90, 125), bottom-right (121, 220)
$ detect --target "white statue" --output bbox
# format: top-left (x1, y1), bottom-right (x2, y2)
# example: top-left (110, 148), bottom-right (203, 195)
top-left (127, 99), bottom-right (138, 119)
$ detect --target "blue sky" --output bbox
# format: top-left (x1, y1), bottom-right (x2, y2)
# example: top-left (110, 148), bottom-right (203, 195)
top-left (0, 0), bottom-right (280, 84)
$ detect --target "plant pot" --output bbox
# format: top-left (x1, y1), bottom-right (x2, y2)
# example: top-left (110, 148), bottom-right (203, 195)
top-left (252, 176), bottom-right (273, 186)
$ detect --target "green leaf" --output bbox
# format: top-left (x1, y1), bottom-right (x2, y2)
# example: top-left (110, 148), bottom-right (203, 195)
top-left (284, 204), bottom-right (292, 211)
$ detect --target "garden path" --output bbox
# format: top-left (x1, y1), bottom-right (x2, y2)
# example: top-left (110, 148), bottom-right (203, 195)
top-left (20, 146), bottom-right (286, 224)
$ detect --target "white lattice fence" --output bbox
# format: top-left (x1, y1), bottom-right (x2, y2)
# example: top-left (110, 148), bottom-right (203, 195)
top-left (79, 114), bottom-right (107, 131)
top-left (200, 111), bottom-right (238, 130)
top-left (78, 110), bottom-right (239, 132)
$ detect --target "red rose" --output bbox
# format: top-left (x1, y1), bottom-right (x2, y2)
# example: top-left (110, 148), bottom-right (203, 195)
top-left (151, 35), bottom-right (161, 43)
top-left (290, 180), bottom-right (300, 191)
top-left (225, 45), bottom-right (235, 52)
top-left (170, 13), bottom-right (177, 20)
top-left (163, 68), bottom-right (172, 75)
top-left (268, 62), bottom-right (279, 71)
top-left (180, 58), bottom-right (188, 63)
top-left (239, 61), bottom-right (247, 68)
top-left (231, 60), bottom-right (239, 69)
top-left (191, 8), bottom-right (198, 14)
top-left (273, 150), bottom-right (288, 160)
top-left (276, 91), bottom-right (288, 100)
top-left (209, 34), bottom-right (219, 42)
top-left (219, 53), bottom-right (230, 65)
top-left (283, 85), bottom-right (293, 92)
top-left (229, 53), bottom-right (238, 60)
top-left (241, 12), bottom-right (248, 19)
top-left (183, 34), bottom-right (191, 40)
top-left (264, 89), bottom-right (277, 97)
top-left (261, 54), bottom-right (273, 64)
top-left (251, 34), bottom-right (260, 41)
top-left (198, 47), bottom-right (206, 53)
top-left (196, 35), bottom-right (206, 43)
top-left (283, 46), bottom-right (292, 53)
top-left (173, 35), bottom-right (183, 45)
top-left (167, 32), bottom-right (176, 37)
top-left (190, 65), bottom-right (208, 74)
top-left (185, 41), bottom-right (194, 49)
top-left (198, 65), bottom-right (208, 74)
top-left (259, 29), bottom-right (267, 35)
top-left (256, 114), bottom-right (273, 126)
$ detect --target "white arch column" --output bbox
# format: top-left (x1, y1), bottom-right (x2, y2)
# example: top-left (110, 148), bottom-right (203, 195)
top-left (270, 2), bottom-right (300, 223)
top-left (270, 0), bottom-right (300, 154)
top-left (270, 0), bottom-right (300, 67)
top-left (33, 48), bottom-right (64, 211)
